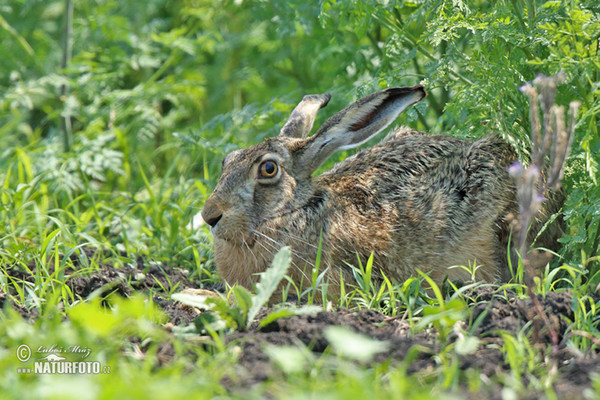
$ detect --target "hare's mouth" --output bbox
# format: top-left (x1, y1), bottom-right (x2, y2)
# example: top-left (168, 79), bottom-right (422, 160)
top-left (213, 229), bottom-right (256, 247)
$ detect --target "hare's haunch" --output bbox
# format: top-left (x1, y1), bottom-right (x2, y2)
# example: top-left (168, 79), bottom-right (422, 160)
top-left (201, 86), bottom-right (561, 292)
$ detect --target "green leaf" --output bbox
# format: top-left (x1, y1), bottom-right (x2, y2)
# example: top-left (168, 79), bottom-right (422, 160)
top-left (233, 285), bottom-right (253, 325)
top-left (324, 326), bottom-right (389, 363)
top-left (364, 252), bottom-right (374, 294)
top-left (264, 345), bottom-right (310, 375)
top-left (171, 292), bottom-right (213, 309)
top-left (247, 246), bottom-right (291, 325)
top-left (417, 270), bottom-right (445, 306)
top-left (258, 305), bottom-right (322, 328)
top-left (455, 336), bottom-right (481, 355)
top-left (194, 312), bottom-right (227, 334)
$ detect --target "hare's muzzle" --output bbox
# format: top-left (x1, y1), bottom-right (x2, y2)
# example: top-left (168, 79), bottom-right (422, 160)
top-left (201, 197), bottom-right (223, 229)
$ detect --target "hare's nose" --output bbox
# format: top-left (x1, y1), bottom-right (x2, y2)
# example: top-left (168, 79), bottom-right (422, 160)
top-left (201, 195), bottom-right (224, 228)
top-left (200, 196), bottom-right (223, 228)
top-left (204, 214), bottom-right (222, 228)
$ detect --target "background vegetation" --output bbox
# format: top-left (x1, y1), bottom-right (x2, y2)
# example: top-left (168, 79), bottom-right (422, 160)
top-left (1, 0), bottom-right (599, 398)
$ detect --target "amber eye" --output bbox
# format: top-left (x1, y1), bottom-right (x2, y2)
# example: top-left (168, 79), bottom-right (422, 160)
top-left (258, 160), bottom-right (278, 178)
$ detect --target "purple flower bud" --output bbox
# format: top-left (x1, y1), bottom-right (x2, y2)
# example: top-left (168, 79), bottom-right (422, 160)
top-left (508, 162), bottom-right (524, 176)
top-left (535, 194), bottom-right (546, 203)
top-left (524, 165), bottom-right (540, 179)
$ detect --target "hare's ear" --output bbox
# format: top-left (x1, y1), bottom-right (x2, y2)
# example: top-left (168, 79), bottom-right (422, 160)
top-left (295, 85), bottom-right (426, 174)
top-left (279, 93), bottom-right (331, 138)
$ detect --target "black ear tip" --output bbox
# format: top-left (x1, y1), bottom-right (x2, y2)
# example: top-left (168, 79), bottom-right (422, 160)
top-left (300, 93), bottom-right (332, 109)
top-left (314, 92), bottom-right (331, 109)
top-left (411, 85), bottom-right (427, 97)
top-left (384, 85), bottom-right (427, 100)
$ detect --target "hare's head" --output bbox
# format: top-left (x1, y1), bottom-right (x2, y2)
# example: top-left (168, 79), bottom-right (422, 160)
top-left (201, 86), bottom-right (426, 246)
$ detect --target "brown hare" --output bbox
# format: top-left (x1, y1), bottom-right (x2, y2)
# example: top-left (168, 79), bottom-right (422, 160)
top-left (200, 85), bottom-right (562, 293)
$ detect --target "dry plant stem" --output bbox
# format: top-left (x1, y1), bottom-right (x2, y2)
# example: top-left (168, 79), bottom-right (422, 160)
top-left (527, 285), bottom-right (559, 351)
top-left (60, 0), bottom-right (74, 153)
top-left (515, 75), bottom-right (580, 354)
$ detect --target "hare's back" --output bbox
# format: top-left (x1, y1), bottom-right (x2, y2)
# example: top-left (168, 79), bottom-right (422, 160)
top-left (319, 131), bottom-right (517, 243)
top-left (322, 130), bottom-right (515, 188)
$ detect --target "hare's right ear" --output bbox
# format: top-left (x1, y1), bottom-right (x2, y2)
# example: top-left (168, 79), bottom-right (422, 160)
top-left (294, 85), bottom-right (426, 175)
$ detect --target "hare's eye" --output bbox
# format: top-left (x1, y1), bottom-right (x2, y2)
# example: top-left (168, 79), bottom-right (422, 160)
top-left (258, 160), bottom-right (278, 178)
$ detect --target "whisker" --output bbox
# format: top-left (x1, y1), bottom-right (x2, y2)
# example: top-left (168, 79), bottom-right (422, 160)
top-left (251, 229), bottom-right (313, 283)
top-left (242, 237), bottom-right (259, 268)
top-left (252, 230), bottom-right (317, 269)
top-left (261, 226), bottom-right (321, 251)
top-left (253, 239), bottom-right (276, 258)
top-left (255, 238), bottom-right (310, 283)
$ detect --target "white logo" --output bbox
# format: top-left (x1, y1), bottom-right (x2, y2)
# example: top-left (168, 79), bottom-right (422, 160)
top-left (16, 345), bottom-right (31, 362)
top-left (16, 343), bottom-right (111, 375)
top-left (38, 354), bottom-right (67, 362)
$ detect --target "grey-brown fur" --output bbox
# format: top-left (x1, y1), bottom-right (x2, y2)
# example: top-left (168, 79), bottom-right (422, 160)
top-left (201, 86), bottom-right (563, 293)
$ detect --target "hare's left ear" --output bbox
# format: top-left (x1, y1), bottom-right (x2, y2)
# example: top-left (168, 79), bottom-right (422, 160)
top-left (279, 93), bottom-right (331, 138)
top-left (294, 85), bottom-right (426, 175)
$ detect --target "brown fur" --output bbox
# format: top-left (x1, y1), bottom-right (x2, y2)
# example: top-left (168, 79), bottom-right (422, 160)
top-left (201, 87), bottom-right (563, 294)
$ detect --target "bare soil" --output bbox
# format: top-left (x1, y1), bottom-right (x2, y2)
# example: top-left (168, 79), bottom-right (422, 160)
top-left (2, 257), bottom-right (599, 399)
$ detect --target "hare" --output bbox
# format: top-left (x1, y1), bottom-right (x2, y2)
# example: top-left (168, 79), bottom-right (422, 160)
top-left (200, 85), bottom-right (562, 293)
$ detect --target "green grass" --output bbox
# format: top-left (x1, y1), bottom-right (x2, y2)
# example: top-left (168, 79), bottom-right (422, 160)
top-left (2, 247), bottom-right (598, 399)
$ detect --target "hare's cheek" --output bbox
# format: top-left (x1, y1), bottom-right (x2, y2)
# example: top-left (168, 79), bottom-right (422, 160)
top-left (237, 182), bottom-right (255, 201)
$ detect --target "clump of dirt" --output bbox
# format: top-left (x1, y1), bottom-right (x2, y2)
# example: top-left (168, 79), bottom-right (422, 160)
top-left (65, 261), bottom-right (198, 298)
top-left (217, 290), bottom-right (597, 398)
top-left (225, 309), bottom-right (436, 386)
top-left (472, 290), bottom-right (574, 340)
top-left (153, 295), bottom-right (201, 326)
top-left (1, 249), bottom-right (206, 319)
top-left (3, 257), bottom-right (600, 398)
top-left (0, 291), bottom-right (38, 319)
